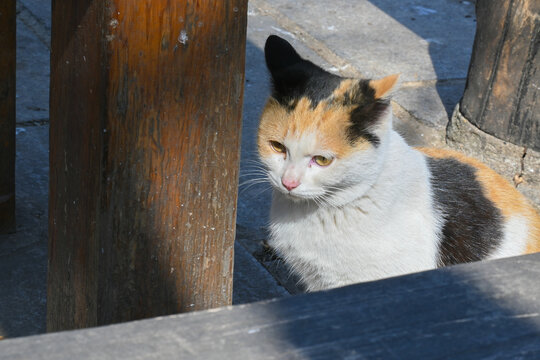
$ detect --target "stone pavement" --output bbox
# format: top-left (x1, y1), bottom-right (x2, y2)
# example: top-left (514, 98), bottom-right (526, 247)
top-left (2, 0), bottom-right (535, 340)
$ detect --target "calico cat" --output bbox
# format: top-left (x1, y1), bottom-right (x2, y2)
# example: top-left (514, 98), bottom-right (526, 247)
top-left (257, 35), bottom-right (540, 292)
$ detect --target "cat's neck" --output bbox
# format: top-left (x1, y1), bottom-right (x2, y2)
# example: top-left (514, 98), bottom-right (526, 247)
top-left (333, 130), bottom-right (419, 207)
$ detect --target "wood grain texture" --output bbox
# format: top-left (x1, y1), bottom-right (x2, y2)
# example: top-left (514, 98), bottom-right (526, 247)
top-left (0, 0), bottom-right (16, 234)
top-left (6, 253), bottom-right (540, 359)
top-left (461, 0), bottom-right (539, 151)
top-left (48, 0), bottom-right (247, 331)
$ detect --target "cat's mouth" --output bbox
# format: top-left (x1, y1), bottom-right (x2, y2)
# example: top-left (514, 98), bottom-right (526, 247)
top-left (287, 193), bottom-right (314, 204)
top-left (279, 186), bottom-right (325, 203)
top-left (276, 185), bottom-right (307, 201)
top-left (282, 187), bottom-right (302, 198)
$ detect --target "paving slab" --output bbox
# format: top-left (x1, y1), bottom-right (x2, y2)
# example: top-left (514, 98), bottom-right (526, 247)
top-left (265, 0), bottom-right (476, 82)
top-left (236, 225), bottom-right (304, 294)
top-left (233, 238), bottom-right (290, 304)
top-left (18, 0), bottom-right (51, 31)
top-left (0, 125), bottom-right (49, 338)
top-left (15, 5), bottom-right (50, 123)
top-left (391, 102), bottom-right (447, 148)
top-left (394, 80), bottom-right (466, 128)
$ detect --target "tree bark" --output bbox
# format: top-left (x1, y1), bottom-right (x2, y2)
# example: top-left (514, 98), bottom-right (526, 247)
top-left (48, 0), bottom-right (247, 331)
top-left (461, 0), bottom-right (539, 152)
top-left (0, 0), bottom-right (16, 234)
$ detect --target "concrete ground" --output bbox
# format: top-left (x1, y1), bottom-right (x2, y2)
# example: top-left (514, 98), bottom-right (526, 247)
top-left (2, 0), bottom-right (536, 340)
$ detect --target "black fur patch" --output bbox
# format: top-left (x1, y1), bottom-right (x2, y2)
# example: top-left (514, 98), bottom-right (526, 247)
top-left (345, 80), bottom-right (389, 147)
top-left (265, 35), bottom-right (342, 109)
top-left (426, 157), bottom-right (504, 266)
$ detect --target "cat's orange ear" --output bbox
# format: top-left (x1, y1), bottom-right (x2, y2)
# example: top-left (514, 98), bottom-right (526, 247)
top-left (369, 74), bottom-right (400, 99)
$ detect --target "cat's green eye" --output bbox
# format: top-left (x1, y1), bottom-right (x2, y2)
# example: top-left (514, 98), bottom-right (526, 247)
top-left (313, 155), bottom-right (332, 166)
top-left (270, 141), bottom-right (287, 154)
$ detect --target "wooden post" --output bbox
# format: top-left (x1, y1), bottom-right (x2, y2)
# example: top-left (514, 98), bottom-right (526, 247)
top-left (0, 0), bottom-right (16, 234)
top-left (460, 0), bottom-right (539, 151)
top-left (47, 0), bottom-right (247, 331)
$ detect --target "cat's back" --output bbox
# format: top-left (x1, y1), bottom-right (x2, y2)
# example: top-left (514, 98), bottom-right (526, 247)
top-left (417, 147), bottom-right (540, 265)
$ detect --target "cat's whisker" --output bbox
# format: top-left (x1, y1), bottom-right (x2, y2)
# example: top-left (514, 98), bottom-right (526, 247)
top-left (240, 165), bottom-right (268, 171)
top-left (242, 160), bottom-right (268, 169)
top-left (240, 166), bottom-right (267, 171)
top-left (314, 198), bottom-right (326, 208)
top-left (323, 185), bottom-right (346, 196)
top-left (239, 173), bottom-right (269, 179)
top-left (243, 158), bottom-right (264, 163)
top-left (238, 181), bottom-right (272, 197)
top-left (241, 161), bottom-right (267, 167)
top-left (239, 167), bottom-right (269, 175)
top-left (246, 186), bottom-right (272, 199)
top-left (239, 167), bottom-right (268, 173)
top-left (317, 193), bottom-right (339, 208)
top-left (309, 196), bottom-right (320, 208)
top-left (239, 178), bottom-right (269, 189)
top-left (239, 187), bottom-right (269, 197)
top-left (311, 194), bottom-right (328, 208)
top-left (324, 185), bottom-right (344, 191)
top-left (239, 166), bottom-right (269, 174)
top-left (239, 182), bottom-right (268, 190)
top-left (242, 164), bottom-right (258, 168)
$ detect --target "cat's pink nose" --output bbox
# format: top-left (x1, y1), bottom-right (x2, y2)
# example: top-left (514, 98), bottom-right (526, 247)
top-left (282, 178), bottom-right (300, 191)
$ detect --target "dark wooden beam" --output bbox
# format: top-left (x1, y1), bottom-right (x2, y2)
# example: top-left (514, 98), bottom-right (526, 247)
top-left (47, 0), bottom-right (247, 331)
top-left (461, 0), bottom-right (539, 151)
top-left (0, 0), bottom-right (16, 234)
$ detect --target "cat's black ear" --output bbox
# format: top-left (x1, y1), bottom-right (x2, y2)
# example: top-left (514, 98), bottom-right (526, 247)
top-left (264, 35), bottom-right (304, 75)
top-left (264, 35), bottom-right (340, 105)
top-left (264, 35), bottom-right (311, 99)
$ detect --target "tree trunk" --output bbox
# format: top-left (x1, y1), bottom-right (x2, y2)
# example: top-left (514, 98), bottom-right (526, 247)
top-left (47, 0), bottom-right (247, 332)
top-left (0, 0), bottom-right (16, 234)
top-left (460, 0), bottom-right (539, 152)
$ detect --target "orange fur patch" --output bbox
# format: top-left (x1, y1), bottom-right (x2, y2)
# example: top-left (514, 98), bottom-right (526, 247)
top-left (417, 147), bottom-right (540, 253)
top-left (257, 98), bottom-right (290, 157)
top-left (369, 74), bottom-right (399, 99)
top-left (331, 79), bottom-right (357, 100)
top-left (258, 89), bottom-right (371, 159)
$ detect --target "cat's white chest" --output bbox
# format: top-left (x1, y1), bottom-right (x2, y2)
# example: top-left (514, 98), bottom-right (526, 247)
top-left (268, 170), bottom-right (439, 291)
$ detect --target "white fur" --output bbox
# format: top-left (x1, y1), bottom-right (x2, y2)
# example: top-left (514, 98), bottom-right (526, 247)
top-left (264, 113), bottom-right (444, 291)
top-left (488, 216), bottom-right (529, 259)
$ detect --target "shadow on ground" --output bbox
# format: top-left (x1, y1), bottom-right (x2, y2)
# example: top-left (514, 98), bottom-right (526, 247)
top-left (368, 0), bottom-right (477, 119)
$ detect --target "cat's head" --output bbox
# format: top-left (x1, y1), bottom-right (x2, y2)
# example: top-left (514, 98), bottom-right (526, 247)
top-left (258, 35), bottom-right (398, 205)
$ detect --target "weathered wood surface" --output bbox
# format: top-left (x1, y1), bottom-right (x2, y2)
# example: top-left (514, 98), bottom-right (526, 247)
top-left (48, 0), bottom-right (247, 331)
top-left (0, 0), bottom-right (16, 234)
top-left (461, 0), bottom-right (539, 151)
top-left (4, 253), bottom-right (540, 359)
